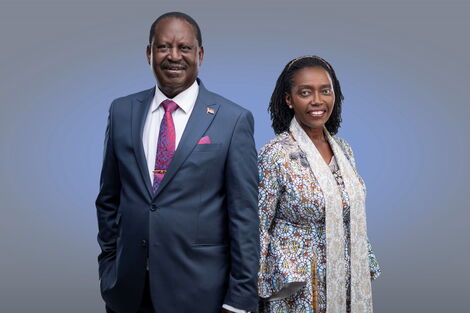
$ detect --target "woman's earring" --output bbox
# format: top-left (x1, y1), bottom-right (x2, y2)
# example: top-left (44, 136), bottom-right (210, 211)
top-left (288, 105), bottom-right (293, 109)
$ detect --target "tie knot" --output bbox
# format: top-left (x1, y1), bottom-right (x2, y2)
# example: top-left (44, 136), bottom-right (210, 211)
top-left (161, 99), bottom-right (178, 113)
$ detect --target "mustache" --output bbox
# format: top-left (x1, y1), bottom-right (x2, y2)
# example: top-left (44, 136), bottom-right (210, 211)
top-left (160, 60), bottom-right (187, 70)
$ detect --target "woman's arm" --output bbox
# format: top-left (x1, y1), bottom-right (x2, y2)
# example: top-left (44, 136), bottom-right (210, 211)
top-left (257, 145), bottom-right (282, 296)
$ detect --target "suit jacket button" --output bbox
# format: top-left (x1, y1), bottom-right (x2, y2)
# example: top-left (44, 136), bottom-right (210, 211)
top-left (150, 204), bottom-right (158, 211)
top-left (141, 240), bottom-right (147, 247)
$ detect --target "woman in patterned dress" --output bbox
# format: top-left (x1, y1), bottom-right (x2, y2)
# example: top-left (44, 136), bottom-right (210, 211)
top-left (258, 56), bottom-right (381, 313)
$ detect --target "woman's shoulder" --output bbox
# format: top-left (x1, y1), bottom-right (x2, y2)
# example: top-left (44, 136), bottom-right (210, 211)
top-left (258, 132), bottom-right (296, 164)
top-left (332, 135), bottom-right (352, 152)
top-left (332, 134), bottom-right (356, 166)
top-left (259, 132), bottom-right (296, 155)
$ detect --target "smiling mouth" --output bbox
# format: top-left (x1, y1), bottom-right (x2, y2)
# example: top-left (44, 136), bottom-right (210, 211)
top-left (162, 67), bottom-right (186, 78)
top-left (308, 110), bottom-right (326, 117)
top-left (164, 67), bottom-right (185, 72)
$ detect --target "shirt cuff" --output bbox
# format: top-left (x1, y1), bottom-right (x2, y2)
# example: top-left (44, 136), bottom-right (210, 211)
top-left (222, 304), bottom-right (248, 313)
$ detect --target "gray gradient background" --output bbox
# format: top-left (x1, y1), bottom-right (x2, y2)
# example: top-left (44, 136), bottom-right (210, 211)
top-left (1, 0), bottom-right (469, 312)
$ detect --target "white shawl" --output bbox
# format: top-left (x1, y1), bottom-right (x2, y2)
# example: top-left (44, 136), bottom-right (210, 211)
top-left (289, 118), bottom-right (373, 313)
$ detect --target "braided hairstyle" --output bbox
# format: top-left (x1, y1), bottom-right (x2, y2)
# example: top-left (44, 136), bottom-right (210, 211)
top-left (269, 56), bottom-right (344, 135)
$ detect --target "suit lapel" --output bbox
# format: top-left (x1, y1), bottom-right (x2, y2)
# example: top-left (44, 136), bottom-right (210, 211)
top-left (131, 87), bottom-right (155, 199)
top-left (154, 81), bottom-right (219, 198)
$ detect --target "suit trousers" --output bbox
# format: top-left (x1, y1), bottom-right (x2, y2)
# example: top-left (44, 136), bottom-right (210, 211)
top-left (105, 273), bottom-right (155, 313)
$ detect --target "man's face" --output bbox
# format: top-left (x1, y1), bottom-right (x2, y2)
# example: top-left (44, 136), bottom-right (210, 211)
top-left (147, 17), bottom-right (204, 98)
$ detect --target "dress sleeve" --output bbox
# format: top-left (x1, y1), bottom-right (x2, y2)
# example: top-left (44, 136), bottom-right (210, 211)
top-left (367, 238), bottom-right (382, 280)
top-left (257, 145), bottom-right (282, 293)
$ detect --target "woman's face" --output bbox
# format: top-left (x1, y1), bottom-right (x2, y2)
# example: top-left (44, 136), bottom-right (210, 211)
top-left (285, 66), bottom-right (335, 133)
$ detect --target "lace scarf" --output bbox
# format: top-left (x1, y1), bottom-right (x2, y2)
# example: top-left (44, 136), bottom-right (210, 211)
top-left (289, 118), bottom-right (373, 313)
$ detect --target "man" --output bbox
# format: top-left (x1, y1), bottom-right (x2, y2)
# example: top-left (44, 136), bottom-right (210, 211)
top-left (96, 12), bottom-right (259, 313)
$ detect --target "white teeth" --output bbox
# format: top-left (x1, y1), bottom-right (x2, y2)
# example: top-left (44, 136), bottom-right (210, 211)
top-left (310, 111), bottom-right (324, 116)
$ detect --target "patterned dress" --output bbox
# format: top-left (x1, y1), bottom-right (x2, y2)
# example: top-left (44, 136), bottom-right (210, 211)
top-left (258, 132), bottom-right (381, 313)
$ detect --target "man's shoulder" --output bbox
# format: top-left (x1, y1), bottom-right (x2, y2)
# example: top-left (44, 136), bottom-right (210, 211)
top-left (205, 88), bottom-right (250, 116)
top-left (111, 87), bottom-right (154, 106)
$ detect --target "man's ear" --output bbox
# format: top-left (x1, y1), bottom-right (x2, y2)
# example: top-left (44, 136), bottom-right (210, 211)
top-left (198, 46), bottom-right (204, 66)
top-left (146, 45), bottom-right (151, 64)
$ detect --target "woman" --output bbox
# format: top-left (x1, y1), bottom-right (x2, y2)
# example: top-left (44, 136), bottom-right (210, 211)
top-left (258, 56), bottom-right (381, 313)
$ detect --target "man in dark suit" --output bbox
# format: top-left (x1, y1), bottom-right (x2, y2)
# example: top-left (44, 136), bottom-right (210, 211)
top-left (96, 12), bottom-right (259, 313)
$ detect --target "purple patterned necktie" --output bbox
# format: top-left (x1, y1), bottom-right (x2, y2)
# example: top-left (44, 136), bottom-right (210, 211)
top-left (152, 99), bottom-right (178, 193)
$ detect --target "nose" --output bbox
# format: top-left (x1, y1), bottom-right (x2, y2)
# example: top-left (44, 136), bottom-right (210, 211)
top-left (168, 47), bottom-right (182, 61)
top-left (311, 91), bottom-right (322, 106)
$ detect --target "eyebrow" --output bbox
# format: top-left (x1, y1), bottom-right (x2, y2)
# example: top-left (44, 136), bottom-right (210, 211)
top-left (297, 84), bottom-right (332, 89)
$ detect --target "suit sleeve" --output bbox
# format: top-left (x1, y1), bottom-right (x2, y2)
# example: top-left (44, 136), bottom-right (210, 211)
top-left (223, 110), bottom-right (260, 312)
top-left (95, 101), bottom-right (122, 278)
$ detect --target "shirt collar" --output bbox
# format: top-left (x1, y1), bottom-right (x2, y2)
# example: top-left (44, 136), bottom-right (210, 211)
top-left (152, 80), bottom-right (199, 114)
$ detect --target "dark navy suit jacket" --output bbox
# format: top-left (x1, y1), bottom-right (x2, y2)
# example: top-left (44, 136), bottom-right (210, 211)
top-left (96, 80), bottom-right (259, 313)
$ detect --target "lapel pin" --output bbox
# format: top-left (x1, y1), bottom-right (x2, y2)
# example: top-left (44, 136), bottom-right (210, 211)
top-left (206, 107), bottom-right (215, 115)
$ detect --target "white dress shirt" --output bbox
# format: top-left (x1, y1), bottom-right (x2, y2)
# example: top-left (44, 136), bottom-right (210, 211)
top-left (142, 80), bottom-right (198, 183)
top-left (141, 80), bottom-right (247, 313)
